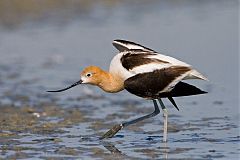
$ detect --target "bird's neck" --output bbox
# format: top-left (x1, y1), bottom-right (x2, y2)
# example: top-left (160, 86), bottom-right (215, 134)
top-left (98, 71), bottom-right (124, 93)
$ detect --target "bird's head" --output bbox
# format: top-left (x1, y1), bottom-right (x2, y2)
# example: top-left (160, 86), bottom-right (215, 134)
top-left (80, 66), bottom-right (105, 85)
top-left (47, 66), bottom-right (105, 93)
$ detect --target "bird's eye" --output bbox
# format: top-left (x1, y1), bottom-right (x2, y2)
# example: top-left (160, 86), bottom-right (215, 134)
top-left (86, 73), bottom-right (92, 77)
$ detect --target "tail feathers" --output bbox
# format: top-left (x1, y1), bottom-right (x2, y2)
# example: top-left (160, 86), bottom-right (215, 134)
top-left (168, 97), bottom-right (179, 111)
top-left (160, 82), bottom-right (207, 111)
top-left (159, 81), bottom-right (207, 98)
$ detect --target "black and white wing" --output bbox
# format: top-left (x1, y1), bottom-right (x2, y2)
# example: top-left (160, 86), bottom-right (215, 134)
top-left (112, 39), bottom-right (208, 81)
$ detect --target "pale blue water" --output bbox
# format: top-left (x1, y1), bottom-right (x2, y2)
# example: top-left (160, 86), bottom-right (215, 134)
top-left (0, 0), bottom-right (239, 159)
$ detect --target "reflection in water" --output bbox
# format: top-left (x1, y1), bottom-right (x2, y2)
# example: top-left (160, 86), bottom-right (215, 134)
top-left (101, 140), bottom-right (169, 159)
top-left (162, 142), bottom-right (169, 160)
top-left (101, 141), bottom-right (123, 154)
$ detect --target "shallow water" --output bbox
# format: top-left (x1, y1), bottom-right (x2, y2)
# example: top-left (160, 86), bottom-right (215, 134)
top-left (0, 0), bottom-right (239, 159)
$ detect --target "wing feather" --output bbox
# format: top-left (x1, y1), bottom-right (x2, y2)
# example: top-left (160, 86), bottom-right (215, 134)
top-left (124, 66), bottom-right (192, 98)
top-left (111, 39), bottom-right (208, 81)
top-left (113, 39), bottom-right (156, 52)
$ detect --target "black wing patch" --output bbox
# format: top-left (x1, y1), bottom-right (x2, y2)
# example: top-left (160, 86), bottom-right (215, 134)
top-left (124, 66), bottom-right (193, 99)
top-left (121, 52), bottom-right (168, 70)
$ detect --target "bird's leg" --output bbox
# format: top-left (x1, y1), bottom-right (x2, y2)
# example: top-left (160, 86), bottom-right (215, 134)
top-left (158, 98), bottom-right (168, 142)
top-left (122, 100), bottom-right (160, 127)
top-left (100, 124), bottom-right (123, 139)
top-left (100, 100), bottom-right (160, 139)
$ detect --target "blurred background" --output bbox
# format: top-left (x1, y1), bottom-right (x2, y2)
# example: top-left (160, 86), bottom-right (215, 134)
top-left (0, 0), bottom-right (239, 159)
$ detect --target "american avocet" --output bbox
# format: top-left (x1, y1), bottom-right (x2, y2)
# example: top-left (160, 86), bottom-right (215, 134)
top-left (48, 40), bottom-right (207, 142)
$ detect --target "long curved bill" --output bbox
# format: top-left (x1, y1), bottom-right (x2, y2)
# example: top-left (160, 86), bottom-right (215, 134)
top-left (47, 80), bottom-right (82, 92)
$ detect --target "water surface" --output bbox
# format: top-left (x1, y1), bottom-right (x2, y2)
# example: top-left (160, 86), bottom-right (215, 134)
top-left (0, 0), bottom-right (239, 159)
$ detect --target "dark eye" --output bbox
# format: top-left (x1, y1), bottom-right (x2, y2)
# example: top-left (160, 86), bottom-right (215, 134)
top-left (86, 73), bottom-right (92, 77)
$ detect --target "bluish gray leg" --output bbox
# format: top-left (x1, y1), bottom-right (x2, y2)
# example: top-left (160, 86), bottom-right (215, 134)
top-left (101, 100), bottom-right (160, 139)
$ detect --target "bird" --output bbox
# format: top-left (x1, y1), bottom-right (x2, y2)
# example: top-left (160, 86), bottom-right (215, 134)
top-left (47, 39), bottom-right (208, 142)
